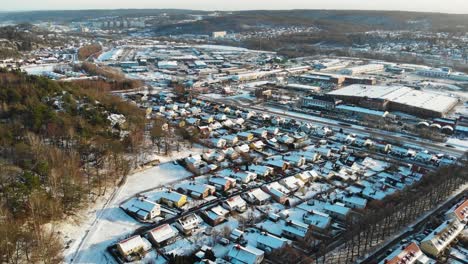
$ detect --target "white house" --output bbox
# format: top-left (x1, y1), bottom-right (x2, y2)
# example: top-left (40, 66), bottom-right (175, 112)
top-left (121, 197), bottom-right (161, 221)
top-left (175, 213), bottom-right (202, 235)
top-left (116, 235), bottom-right (150, 258)
top-left (279, 176), bottom-right (305, 191)
top-left (223, 195), bottom-right (248, 212)
top-left (148, 224), bottom-right (178, 246)
top-left (227, 245), bottom-right (264, 264)
top-left (341, 196), bottom-right (367, 209)
top-left (242, 188), bottom-right (271, 205)
top-left (256, 233), bottom-right (288, 253)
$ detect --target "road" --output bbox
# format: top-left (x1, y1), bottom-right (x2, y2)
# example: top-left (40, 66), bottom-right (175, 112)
top-left (199, 96), bottom-right (466, 158)
top-left (359, 187), bottom-right (467, 264)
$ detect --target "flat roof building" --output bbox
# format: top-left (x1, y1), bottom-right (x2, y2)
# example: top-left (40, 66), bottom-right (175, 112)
top-left (328, 84), bottom-right (459, 118)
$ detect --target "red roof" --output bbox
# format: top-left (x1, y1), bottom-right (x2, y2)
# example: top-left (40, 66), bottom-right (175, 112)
top-left (454, 199), bottom-right (468, 221)
top-left (386, 242), bottom-right (421, 264)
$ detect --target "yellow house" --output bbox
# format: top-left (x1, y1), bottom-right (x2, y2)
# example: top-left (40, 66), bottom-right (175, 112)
top-left (238, 132), bottom-right (254, 141)
top-left (159, 191), bottom-right (187, 208)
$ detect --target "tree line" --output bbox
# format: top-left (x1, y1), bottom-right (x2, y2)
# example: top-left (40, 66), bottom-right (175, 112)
top-left (0, 69), bottom-right (146, 263)
top-left (269, 157), bottom-right (467, 264)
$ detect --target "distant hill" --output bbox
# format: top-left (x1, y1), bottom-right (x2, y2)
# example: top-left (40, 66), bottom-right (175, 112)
top-left (151, 10), bottom-right (468, 34)
top-left (0, 9), bottom-right (467, 33)
top-left (0, 9), bottom-right (209, 23)
top-left (0, 23), bottom-right (66, 59)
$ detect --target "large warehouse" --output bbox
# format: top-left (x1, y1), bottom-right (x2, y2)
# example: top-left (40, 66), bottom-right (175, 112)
top-left (328, 84), bottom-right (459, 118)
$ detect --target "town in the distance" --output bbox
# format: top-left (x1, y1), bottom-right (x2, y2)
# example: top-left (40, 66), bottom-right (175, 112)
top-left (0, 7), bottom-right (467, 264)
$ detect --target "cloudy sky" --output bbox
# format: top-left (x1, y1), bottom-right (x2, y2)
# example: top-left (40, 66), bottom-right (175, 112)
top-left (2, 0), bottom-right (468, 14)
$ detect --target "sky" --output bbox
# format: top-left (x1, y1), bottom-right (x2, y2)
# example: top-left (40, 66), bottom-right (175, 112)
top-left (2, 0), bottom-right (468, 14)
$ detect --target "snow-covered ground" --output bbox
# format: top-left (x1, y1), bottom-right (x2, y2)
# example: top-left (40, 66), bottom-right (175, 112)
top-left (59, 145), bottom-right (204, 264)
top-left (446, 137), bottom-right (468, 151)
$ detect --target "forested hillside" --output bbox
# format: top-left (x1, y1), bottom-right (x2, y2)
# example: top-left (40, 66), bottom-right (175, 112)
top-left (0, 69), bottom-right (145, 263)
top-left (0, 24), bottom-right (65, 59)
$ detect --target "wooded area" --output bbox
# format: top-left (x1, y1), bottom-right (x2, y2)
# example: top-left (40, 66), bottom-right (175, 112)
top-left (77, 43), bottom-right (102, 61)
top-left (0, 70), bottom-right (146, 263)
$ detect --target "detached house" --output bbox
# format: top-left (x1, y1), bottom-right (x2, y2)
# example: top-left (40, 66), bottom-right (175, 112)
top-left (176, 183), bottom-right (216, 199)
top-left (256, 233), bottom-right (288, 253)
top-left (120, 197), bottom-right (161, 221)
top-left (323, 203), bottom-right (351, 221)
top-left (175, 213), bottom-right (202, 235)
top-left (282, 154), bottom-right (306, 167)
top-left (303, 211), bottom-right (331, 234)
top-left (222, 134), bottom-right (239, 146)
top-left (208, 138), bottom-right (227, 149)
top-left (279, 176), bottom-right (305, 192)
top-left (237, 132), bottom-right (254, 141)
top-left (202, 150), bottom-right (226, 162)
top-left (202, 205), bottom-right (229, 226)
top-left (341, 196), bottom-right (367, 209)
top-left (209, 176), bottom-right (236, 192)
top-left (252, 128), bottom-right (268, 139)
top-left (250, 140), bottom-right (266, 151)
top-left (223, 147), bottom-right (240, 160)
top-left (223, 195), bottom-right (248, 213)
top-left (264, 159), bottom-right (289, 173)
top-left (262, 182), bottom-right (290, 204)
top-left (249, 165), bottom-right (273, 178)
top-left (117, 235), bottom-right (150, 260)
top-left (242, 188), bottom-right (271, 205)
top-left (227, 245), bottom-right (264, 264)
top-left (282, 220), bottom-right (308, 240)
top-left (232, 171), bottom-right (257, 183)
top-left (295, 170), bottom-right (318, 183)
top-left (148, 224), bottom-right (178, 246)
top-left (158, 191), bottom-right (187, 208)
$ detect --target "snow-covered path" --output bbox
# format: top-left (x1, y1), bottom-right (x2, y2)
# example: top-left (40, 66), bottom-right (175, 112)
top-left (61, 146), bottom-right (203, 264)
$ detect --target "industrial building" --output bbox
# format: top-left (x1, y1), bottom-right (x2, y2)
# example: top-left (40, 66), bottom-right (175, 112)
top-left (328, 84), bottom-right (459, 118)
top-left (212, 31), bottom-right (227, 38)
top-left (298, 73), bottom-right (376, 86)
top-left (300, 95), bottom-right (341, 110)
top-left (339, 64), bottom-right (385, 75)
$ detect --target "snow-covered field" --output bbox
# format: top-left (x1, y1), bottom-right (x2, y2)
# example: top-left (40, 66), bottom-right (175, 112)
top-left (59, 145), bottom-right (204, 264)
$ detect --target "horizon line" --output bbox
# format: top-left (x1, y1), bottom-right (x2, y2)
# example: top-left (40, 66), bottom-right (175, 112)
top-left (0, 8), bottom-right (467, 15)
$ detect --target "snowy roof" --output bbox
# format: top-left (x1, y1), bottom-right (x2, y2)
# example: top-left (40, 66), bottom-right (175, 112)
top-left (121, 197), bottom-right (159, 213)
top-left (225, 195), bottom-right (247, 209)
top-left (246, 188), bottom-right (271, 202)
top-left (324, 203), bottom-right (351, 216)
top-left (304, 213), bottom-right (331, 229)
top-left (342, 196), bottom-right (367, 208)
top-left (176, 183), bottom-right (214, 195)
top-left (228, 245), bottom-right (264, 264)
top-left (256, 233), bottom-right (287, 249)
top-left (329, 84), bottom-right (459, 114)
top-left (209, 176), bottom-right (235, 186)
top-left (249, 165), bottom-right (273, 176)
top-left (280, 176), bottom-right (305, 189)
top-left (117, 235), bottom-right (146, 254)
top-left (160, 191), bottom-right (186, 202)
top-left (336, 105), bottom-right (387, 117)
top-left (211, 205), bottom-right (230, 216)
top-left (148, 224), bottom-right (178, 244)
top-left (282, 222), bottom-right (307, 238)
top-left (451, 199), bottom-right (468, 222)
top-left (380, 242), bottom-right (425, 264)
